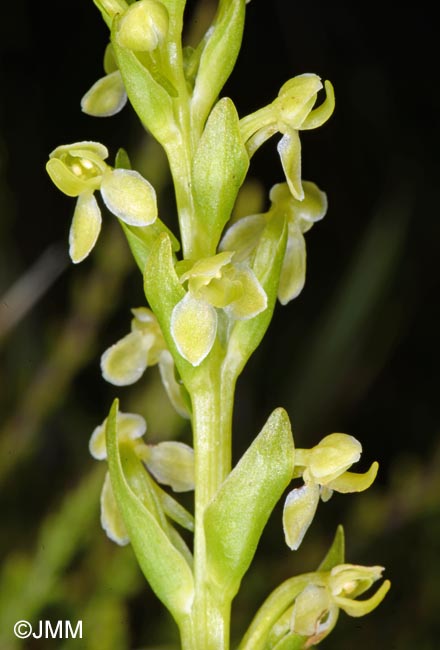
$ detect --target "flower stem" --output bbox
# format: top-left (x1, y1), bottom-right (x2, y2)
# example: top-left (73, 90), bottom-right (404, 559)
top-left (187, 362), bottom-right (236, 650)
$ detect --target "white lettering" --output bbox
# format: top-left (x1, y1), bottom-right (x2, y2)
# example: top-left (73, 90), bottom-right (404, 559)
top-left (65, 620), bottom-right (83, 639)
top-left (32, 621), bottom-right (43, 639)
top-left (45, 620), bottom-right (63, 638)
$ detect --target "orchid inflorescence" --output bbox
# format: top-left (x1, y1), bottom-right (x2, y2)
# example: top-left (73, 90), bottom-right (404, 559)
top-left (47, 1), bottom-right (389, 648)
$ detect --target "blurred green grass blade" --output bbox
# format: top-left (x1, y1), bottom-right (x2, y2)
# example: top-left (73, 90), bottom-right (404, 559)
top-left (0, 466), bottom-right (104, 647)
top-left (286, 192), bottom-right (411, 430)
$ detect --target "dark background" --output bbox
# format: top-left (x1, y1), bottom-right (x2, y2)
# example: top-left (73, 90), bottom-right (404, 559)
top-left (1, 2), bottom-right (439, 649)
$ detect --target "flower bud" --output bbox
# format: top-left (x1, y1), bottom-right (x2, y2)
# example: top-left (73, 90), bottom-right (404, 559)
top-left (116, 0), bottom-right (169, 52)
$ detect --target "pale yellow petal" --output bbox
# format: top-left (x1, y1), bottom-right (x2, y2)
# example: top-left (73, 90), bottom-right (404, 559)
top-left (226, 267), bottom-right (267, 320)
top-left (100, 330), bottom-right (149, 385)
top-left (277, 130), bottom-right (304, 201)
top-left (326, 462), bottom-right (379, 493)
top-left (170, 294), bottom-right (217, 366)
top-left (81, 70), bottom-right (127, 117)
top-left (100, 169), bottom-right (157, 226)
top-left (69, 193), bottom-right (102, 263)
top-left (309, 434), bottom-right (362, 483)
top-left (282, 483), bottom-right (320, 550)
top-left (158, 350), bottom-right (190, 418)
top-left (144, 441), bottom-right (194, 492)
top-left (278, 222), bottom-right (306, 305)
top-left (101, 472), bottom-right (129, 545)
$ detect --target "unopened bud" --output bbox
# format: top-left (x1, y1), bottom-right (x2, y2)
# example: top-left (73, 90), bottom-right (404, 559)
top-left (116, 0), bottom-right (169, 52)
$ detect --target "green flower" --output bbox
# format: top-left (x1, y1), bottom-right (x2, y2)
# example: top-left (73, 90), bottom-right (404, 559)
top-left (290, 564), bottom-right (390, 646)
top-left (81, 44), bottom-right (127, 118)
top-left (101, 307), bottom-right (189, 418)
top-left (46, 141), bottom-right (157, 262)
top-left (239, 73), bottom-right (335, 200)
top-left (89, 410), bottom-right (194, 544)
top-left (283, 433), bottom-right (378, 550)
top-left (170, 251), bottom-right (267, 366)
top-left (221, 181), bottom-right (327, 304)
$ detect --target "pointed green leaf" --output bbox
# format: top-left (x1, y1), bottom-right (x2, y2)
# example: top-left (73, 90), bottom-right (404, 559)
top-left (238, 574), bottom-right (312, 650)
top-left (143, 233), bottom-right (196, 383)
top-left (318, 526), bottom-right (345, 571)
top-left (192, 97), bottom-right (249, 254)
top-left (204, 408), bottom-right (294, 598)
top-left (225, 212), bottom-right (287, 377)
top-left (115, 147), bottom-right (132, 170)
top-left (120, 219), bottom-right (179, 273)
top-left (112, 18), bottom-right (177, 144)
top-left (105, 400), bottom-right (194, 622)
top-left (192, 0), bottom-right (246, 130)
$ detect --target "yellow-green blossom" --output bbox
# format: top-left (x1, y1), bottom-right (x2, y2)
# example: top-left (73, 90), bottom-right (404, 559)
top-left (81, 44), bottom-right (127, 118)
top-left (170, 251), bottom-right (267, 366)
top-left (221, 181), bottom-right (327, 304)
top-left (283, 433), bottom-right (378, 550)
top-left (290, 564), bottom-right (390, 646)
top-left (89, 410), bottom-right (194, 544)
top-left (46, 141), bottom-right (157, 262)
top-left (116, 0), bottom-right (169, 52)
top-left (239, 73), bottom-right (334, 200)
top-left (101, 307), bottom-right (189, 417)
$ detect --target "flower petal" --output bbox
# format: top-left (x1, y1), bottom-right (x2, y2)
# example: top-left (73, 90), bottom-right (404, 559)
top-left (158, 350), bottom-right (190, 418)
top-left (46, 158), bottom-right (93, 197)
top-left (276, 74), bottom-right (323, 127)
top-left (298, 181), bottom-right (328, 232)
top-left (282, 483), bottom-right (320, 550)
top-left (100, 472), bottom-right (129, 545)
top-left (81, 70), bottom-right (128, 117)
top-left (89, 411), bottom-right (146, 460)
top-left (278, 221), bottom-right (306, 305)
top-left (226, 267), bottom-right (267, 320)
top-left (101, 330), bottom-right (149, 385)
top-left (309, 434), bottom-right (362, 483)
top-left (170, 294), bottom-right (217, 366)
top-left (219, 213), bottom-right (266, 261)
top-left (326, 462), bottom-right (379, 494)
top-left (335, 580), bottom-right (391, 617)
top-left (301, 80), bottom-right (335, 130)
top-left (290, 583), bottom-right (338, 639)
top-left (277, 129), bottom-right (304, 201)
top-left (69, 192), bottom-right (102, 263)
top-left (143, 441), bottom-right (195, 492)
top-left (100, 168), bottom-right (158, 226)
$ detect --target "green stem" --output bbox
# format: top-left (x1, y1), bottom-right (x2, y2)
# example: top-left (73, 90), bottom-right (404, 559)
top-left (186, 361), bottom-right (236, 650)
